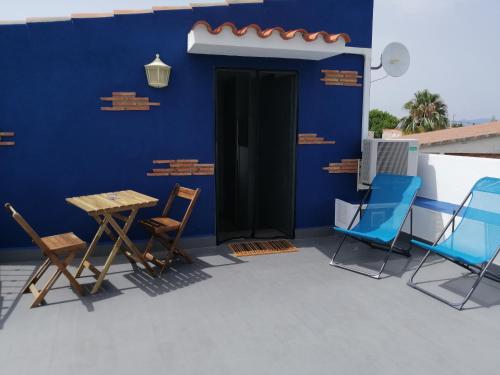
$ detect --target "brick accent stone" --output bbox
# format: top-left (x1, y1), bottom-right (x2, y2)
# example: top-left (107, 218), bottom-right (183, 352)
top-left (320, 70), bottom-right (362, 87)
top-left (298, 133), bottom-right (336, 145)
top-left (100, 92), bottom-right (160, 111)
top-left (148, 160), bottom-right (215, 177)
top-left (0, 131), bottom-right (15, 146)
top-left (323, 159), bottom-right (359, 174)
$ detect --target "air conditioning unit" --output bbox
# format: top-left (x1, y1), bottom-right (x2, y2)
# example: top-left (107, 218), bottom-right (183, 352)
top-left (359, 139), bottom-right (419, 188)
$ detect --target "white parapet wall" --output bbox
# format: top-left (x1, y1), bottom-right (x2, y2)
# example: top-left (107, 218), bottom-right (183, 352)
top-left (403, 154), bottom-right (500, 264)
top-left (416, 153), bottom-right (500, 204)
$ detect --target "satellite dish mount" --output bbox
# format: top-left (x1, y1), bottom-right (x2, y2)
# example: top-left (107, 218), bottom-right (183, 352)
top-left (371, 42), bottom-right (410, 82)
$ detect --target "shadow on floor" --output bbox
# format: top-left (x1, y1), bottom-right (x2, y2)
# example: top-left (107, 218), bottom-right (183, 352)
top-left (1, 266), bottom-right (125, 315)
top-left (0, 245), bottom-right (247, 325)
top-left (410, 262), bottom-right (500, 310)
top-left (309, 233), bottom-right (444, 279)
top-left (124, 263), bottom-right (212, 297)
top-left (3, 237), bottom-right (500, 327)
top-left (0, 263), bottom-right (39, 329)
top-left (123, 248), bottom-right (246, 297)
top-left (310, 234), bottom-right (500, 310)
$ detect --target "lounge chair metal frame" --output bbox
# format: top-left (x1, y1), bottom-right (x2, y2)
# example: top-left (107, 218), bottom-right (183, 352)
top-left (330, 183), bottom-right (417, 279)
top-left (408, 188), bottom-right (500, 310)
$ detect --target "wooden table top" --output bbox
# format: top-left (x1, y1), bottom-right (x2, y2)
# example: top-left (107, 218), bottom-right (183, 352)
top-left (66, 190), bottom-right (158, 215)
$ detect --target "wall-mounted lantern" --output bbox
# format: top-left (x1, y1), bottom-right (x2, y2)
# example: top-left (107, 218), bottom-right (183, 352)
top-left (145, 54), bottom-right (171, 88)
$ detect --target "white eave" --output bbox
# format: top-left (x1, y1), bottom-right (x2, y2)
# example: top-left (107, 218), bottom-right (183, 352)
top-left (187, 23), bottom-right (349, 61)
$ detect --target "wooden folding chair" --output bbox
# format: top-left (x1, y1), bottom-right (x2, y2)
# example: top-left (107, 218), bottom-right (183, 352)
top-left (5, 203), bottom-right (86, 308)
top-left (140, 184), bottom-right (201, 273)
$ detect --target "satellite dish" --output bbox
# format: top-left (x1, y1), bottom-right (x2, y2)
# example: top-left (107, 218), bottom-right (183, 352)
top-left (380, 42), bottom-right (410, 77)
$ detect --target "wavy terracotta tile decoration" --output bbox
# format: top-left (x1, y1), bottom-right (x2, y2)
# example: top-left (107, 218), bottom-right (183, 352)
top-left (192, 21), bottom-right (351, 44)
top-left (148, 160), bottom-right (215, 177)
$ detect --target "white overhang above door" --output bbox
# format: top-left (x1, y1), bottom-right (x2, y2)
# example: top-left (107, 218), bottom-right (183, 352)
top-left (187, 21), bottom-right (351, 61)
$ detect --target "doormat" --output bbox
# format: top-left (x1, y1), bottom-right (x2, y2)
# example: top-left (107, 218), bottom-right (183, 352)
top-left (229, 240), bottom-right (297, 257)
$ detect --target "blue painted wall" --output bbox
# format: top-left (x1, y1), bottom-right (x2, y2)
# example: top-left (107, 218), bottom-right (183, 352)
top-left (0, 0), bottom-right (373, 249)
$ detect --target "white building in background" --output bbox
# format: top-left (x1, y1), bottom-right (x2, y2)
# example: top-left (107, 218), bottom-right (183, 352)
top-left (383, 121), bottom-right (500, 156)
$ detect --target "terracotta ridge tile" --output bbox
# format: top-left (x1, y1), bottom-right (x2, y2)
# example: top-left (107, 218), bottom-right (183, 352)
top-left (192, 20), bottom-right (351, 44)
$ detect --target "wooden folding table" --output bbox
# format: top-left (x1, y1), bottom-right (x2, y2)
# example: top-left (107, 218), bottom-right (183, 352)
top-left (66, 190), bottom-right (158, 294)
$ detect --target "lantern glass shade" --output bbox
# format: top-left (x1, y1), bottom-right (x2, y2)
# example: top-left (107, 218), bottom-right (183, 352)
top-left (145, 54), bottom-right (171, 88)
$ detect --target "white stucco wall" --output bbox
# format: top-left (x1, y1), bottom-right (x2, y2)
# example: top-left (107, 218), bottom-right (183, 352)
top-left (416, 153), bottom-right (500, 204)
top-left (403, 154), bottom-right (500, 264)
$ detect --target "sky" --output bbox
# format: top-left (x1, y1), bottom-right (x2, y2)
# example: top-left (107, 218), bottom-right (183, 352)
top-left (371, 0), bottom-right (500, 121)
top-left (1, 0), bottom-right (499, 121)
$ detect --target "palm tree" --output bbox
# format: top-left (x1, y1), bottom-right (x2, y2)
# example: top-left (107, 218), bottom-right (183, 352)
top-left (398, 90), bottom-right (449, 133)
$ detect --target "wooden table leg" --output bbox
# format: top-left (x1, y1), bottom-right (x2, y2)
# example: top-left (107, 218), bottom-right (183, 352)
top-left (90, 209), bottom-right (152, 294)
top-left (75, 215), bottom-right (109, 278)
top-left (106, 213), bottom-right (156, 277)
top-left (93, 215), bottom-right (117, 242)
top-left (95, 214), bottom-right (136, 265)
top-left (90, 234), bottom-right (124, 294)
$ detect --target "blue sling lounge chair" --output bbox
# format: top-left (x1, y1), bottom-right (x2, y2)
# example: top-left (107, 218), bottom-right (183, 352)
top-left (330, 174), bottom-right (422, 279)
top-left (408, 177), bottom-right (500, 310)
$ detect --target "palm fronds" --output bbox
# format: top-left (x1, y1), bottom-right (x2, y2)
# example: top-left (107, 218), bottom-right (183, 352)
top-left (398, 90), bottom-right (449, 133)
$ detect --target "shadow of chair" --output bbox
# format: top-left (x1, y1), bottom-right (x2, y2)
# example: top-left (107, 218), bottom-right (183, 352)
top-left (0, 243), bottom-right (246, 314)
top-left (0, 263), bottom-right (38, 329)
top-left (123, 246), bottom-right (246, 296)
top-left (312, 232), bottom-right (447, 279)
top-left (124, 262), bottom-right (212, 297)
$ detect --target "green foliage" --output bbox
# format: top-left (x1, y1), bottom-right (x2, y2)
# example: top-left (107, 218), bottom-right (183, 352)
top-left (369, 109), bottom-right (399, 138)
top-left (399, 89), bottom-right (449, 133)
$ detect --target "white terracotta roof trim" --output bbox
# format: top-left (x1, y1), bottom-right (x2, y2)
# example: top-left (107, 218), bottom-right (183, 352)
top-left (0, 0), bottom-right (264, 25)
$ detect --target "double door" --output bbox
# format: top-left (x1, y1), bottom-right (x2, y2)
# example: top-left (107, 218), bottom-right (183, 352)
top-left (215, 69), bottom-right (298, 243)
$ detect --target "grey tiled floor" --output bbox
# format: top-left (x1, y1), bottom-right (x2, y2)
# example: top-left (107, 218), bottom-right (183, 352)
top-left (1, 234), bottom-right (500, 375)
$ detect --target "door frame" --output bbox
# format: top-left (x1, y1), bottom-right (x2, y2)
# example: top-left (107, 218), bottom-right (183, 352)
top-left (214, 68), bottom-right (299, 244)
